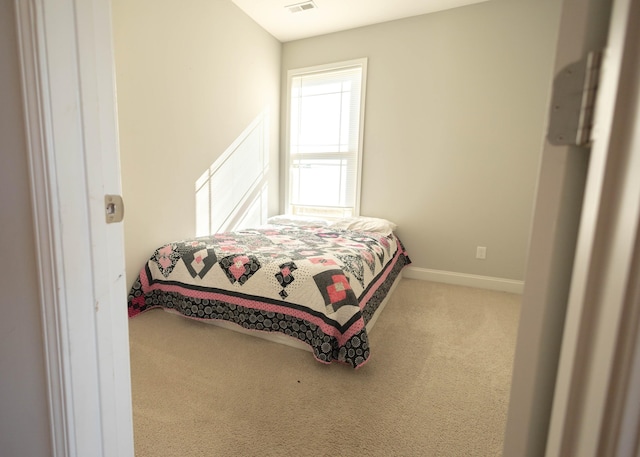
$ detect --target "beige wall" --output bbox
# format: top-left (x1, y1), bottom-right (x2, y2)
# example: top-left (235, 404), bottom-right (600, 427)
top-left (113, 0), bottom-right (561, 284)
top-left (282, 0), bottom-right (562, 281)
top-left (112, 0), bottom-right (282, 286)
top-left (0, 1), bottom-right (53, 455)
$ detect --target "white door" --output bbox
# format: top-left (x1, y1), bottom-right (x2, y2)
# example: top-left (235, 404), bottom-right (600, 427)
top-left (504, 0), bottom-right (640, 455)
top-left (16, 0), bottom-right (134, 456)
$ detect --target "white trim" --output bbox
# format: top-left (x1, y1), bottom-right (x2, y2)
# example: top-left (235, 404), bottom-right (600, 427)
top-left (15, 1), bottom-right (134, 456)
top-left (546, 0), bottom-right (640, 454)
top-left (74, 0), bottom-right (134, 454)
top-left (17, 0), bottom-right (106, 453)
top-left (15, 1), bottom-right (71, 455)
top-left (502, 0), bottom-right (615, 453)
top-left (402, 266), bottom-right (524, 294)
top-left (356, 58), bottom-right (367, 217)
top-left (612, 273), bottom-right (640, 457)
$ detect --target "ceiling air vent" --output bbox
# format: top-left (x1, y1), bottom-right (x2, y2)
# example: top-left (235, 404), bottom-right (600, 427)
top-left (286, 1), bottom-right (317, 13)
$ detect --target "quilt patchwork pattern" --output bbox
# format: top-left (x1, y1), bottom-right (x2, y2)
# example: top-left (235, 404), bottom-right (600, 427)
top-left (274, 261), bottom-right (297, 298)
top-left (128, 223), bottom-right (411, 368)
top-left (313, 270), bottom-right (358, 314)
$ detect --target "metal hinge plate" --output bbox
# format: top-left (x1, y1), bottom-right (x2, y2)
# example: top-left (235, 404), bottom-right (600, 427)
top-left (547, 50), bottom-right (603, 147)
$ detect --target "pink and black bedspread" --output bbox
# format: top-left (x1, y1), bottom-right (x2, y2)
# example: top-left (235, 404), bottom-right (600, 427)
top-left (128, 223), bottom-right (411, 368)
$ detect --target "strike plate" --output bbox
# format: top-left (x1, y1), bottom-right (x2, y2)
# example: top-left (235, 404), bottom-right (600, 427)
top-left (105, 194), bottom-right (124, 223)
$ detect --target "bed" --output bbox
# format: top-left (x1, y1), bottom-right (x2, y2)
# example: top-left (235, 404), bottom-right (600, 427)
top-left (127, 216), bottom-right (411, 368)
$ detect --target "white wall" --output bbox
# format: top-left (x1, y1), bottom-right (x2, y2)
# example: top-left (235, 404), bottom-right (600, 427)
top-left (112, 0), bottom-right (282, 286)
top-left (282, 0), bottom-right (562, 281)
top-left (0, 1), bottom-right (53, 455)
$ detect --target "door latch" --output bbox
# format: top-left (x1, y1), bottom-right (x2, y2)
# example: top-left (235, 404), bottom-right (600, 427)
top-left (105, 195), bottom-right (124, 223)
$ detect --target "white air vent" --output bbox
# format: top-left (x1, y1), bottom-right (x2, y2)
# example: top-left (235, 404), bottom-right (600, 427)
top-left (286, 1), bottom-right (317, 13)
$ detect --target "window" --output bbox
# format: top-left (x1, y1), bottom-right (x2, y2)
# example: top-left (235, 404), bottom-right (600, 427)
top-left (285, 59), bottom-right (367, 219)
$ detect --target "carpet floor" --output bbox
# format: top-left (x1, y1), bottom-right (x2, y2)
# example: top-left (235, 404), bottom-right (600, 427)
top-left (128, 279), bottom-right (521, 456)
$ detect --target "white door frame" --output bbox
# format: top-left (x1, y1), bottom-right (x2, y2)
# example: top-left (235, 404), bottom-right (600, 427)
top-left (15, 0), bottom-right (134, 456)
top-left (505, 0), bottom-right (640, 455)
top-left (503, 0), bottom-right (613, 452)
top-left (545, 0), bottom-right (640, 454)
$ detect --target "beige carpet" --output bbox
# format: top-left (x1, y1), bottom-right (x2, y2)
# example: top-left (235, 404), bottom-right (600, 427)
top-left (128, 279), bottom-right (521, 457)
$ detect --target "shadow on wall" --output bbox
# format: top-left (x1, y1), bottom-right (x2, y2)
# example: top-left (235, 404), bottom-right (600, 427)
top-left (195, 110), bottom-right (270, 236)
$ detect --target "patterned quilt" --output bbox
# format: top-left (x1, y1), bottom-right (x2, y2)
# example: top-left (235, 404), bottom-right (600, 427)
top-left (128, 223), bottom-right (411, 368)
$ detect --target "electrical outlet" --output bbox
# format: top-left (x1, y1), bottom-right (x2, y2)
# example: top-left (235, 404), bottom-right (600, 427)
top-left (476, 246), bottom-right (487, 259)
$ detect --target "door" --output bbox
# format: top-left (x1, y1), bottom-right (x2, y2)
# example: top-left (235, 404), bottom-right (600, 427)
top-left (16, 0), bottom-right (135, 456)
top-left (504, 0), bottom-right (640, 455)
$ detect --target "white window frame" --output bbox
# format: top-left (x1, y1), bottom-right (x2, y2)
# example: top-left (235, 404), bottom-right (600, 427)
top-left (283, 58), bottom-right (368, 219)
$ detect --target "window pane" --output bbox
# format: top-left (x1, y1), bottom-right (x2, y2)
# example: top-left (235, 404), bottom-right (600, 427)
top-left (291, 159), bottom-right (349, 207)
top-left (297, 93), bottom-right (342, 153)
top-left (300, 79), bottom-right (343, 97)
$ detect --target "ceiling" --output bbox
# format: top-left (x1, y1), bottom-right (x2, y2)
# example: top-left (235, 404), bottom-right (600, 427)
top-left (231, 0), bottom-right (489, 42)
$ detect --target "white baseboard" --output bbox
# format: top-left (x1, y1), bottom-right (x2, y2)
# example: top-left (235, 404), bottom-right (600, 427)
top-left (402, 267), bottom-right (524, 294)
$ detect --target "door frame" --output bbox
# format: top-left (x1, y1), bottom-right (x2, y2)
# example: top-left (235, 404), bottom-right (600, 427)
top-left (545, 0), bottom-right (640, 454)
top-left (15, 0), bottom-right (134, 456)
top-left (504, 0), bottom-right (640, 455)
